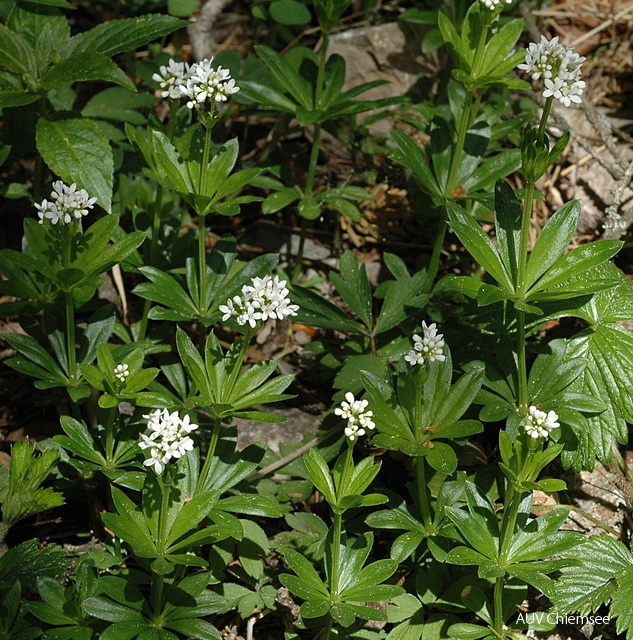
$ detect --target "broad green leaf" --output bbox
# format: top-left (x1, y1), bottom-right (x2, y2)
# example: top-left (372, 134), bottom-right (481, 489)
top-left (269, 0), bottom-right (312, 25)
top-left (0, 24), bottom-right (36, 75)
top-left (426, 441), bottom-right (457, 474)
top-left (612, 570), bottom-right (633, 640)
top-left (41, 52), bottom-right (134, 91)
top-left (82, 87), bottom-right (156, 124)
top-left (36, 116), bottom-right (114, 212)
top-left (553, 535), bottom-right (633, 614)
top-left (558, 268), bottom-right (633, 468)
top-left (70, 14), bottom-right (186, 58)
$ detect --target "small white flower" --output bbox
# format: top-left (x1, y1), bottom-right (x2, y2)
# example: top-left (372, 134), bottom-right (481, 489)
top-left (517, 35), bottom-right (586, 107)
top-left (220, 275), bottom-right (299, 329)
top-left (180, 58), bottom-right (239, 110)
top-left (35, 181), bottom-right (97, 225)
top-left (153, 58), bottom-right (190, 100)
top-left (114, 363), bottom-right (129, 383)
top-left (523, 405), bottom-right (559, 439)
top-left (139, 409), bottom-right (199, 474)
top-left (335, 392), bottom-right (375, 442)
top-left (479, 0), bottom-right (512, 9)
top-left (405, 322), bottom-right (446, 366)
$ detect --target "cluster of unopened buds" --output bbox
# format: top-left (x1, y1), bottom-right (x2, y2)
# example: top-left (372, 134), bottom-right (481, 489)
top-left (34, 181), bottom-right (97, 225)
top-left (404, 322), bottom-right (446, 366)
top-left (518, 35), bottom-right (585, 107)
top-left (152, 57), bottom-right (239, 108)
top-left (523, 405), bottom-right (560, 439)
top-left (335, 392), bottom-right (375, 442)
top-left (114, 364), bottom-right (129, 383)
top-left (219, 275), bottom-right (299, 329)
top-left (139, 409), bottom-right (199, 474)
top-left (479, 0), bottom-right (512, 10)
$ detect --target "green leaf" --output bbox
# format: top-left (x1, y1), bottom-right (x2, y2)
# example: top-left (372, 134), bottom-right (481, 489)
top-left (527, 240), bottom-right (622, 297)
top-left (82, 597), bottom-right (145, 623)
top-left (0, 23), bottom-right (36, 75)
top-left (563, 320), bottom-right (633, 468)
top-left (330, 250), bottom-right (373, 328)
top-left (135, 267), bottom-right (197, 320)
top-left (261, 187), bottom-right (300, 214)
top-left (255, 45), bottom-right (312, 111)
top-left (283, 548), bottom-right (329, 597)
top-left (303, 448), bottom-right (336, 503)
top-left (553, 535), bottom-right (633, 615)
top-left (269, 0), bottom-right (312, 25)
top-left (612, 570), bottom-right (633, 640)
top-left (448, 623), bottom-right (491, 640)
top-left (426, 441), bottom-right (457, 474)
top-left (70, 14), bottom-right (186, 58)
top-left (215, 494), bottom-right (282, 518)
top-left (41, 52), bottom-right (134, 91)
top-left (494, 180), bottom-right (522, 284)
top-left (36, 115), bottom-right (114, 212)
top-left (291, 285), bottom-right (365, 334)
top-left (524, 200), bottom-right (581, 291)
top-left (447, 202), bottom-right (512, 292)
top-left (82, 87), bottom-right (157, 124)
top-left (390, 130), bottom-right (440, 197)
top-left (480, 18), bottom-right (524, 76)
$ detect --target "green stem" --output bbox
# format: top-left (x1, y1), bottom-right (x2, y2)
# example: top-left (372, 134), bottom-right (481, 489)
top-left (198, 212), bottom-right (208, 314)
top-left (294, 35), bottom-right (328, 283)
top-left (425, 88), bottom-right (475, 292)
top-left (33, 96), bottom-right (47, 203)
top-left (416, 457), bottom-right (433, 532)
top-left (330, 511), bottom-right (343, 597)
top-left (104, 407), bottom-right (117, 468)
top-left (137, 185), bottom-right (164, 342)
top-left (445, 90), bottom-right (474, 199)
top-left (197, 123), bottom-right (214, 314)
top-left (538, 97), bottom-right (553, 138)
top-left (425, 215), bottom-right (448, 293)
top-left (153, 472), bottom-right (173, 617)
top-left (336, 443), bottom-right (355, 502)
top-left (65, 290), bottom-right (77, 385)
top-left (515, 178), bottom-right (536, 414)
top-left (196, 416), bottom-right (222, 495)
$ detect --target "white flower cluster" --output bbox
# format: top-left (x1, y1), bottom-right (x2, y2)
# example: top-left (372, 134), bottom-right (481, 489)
top-left (34, 181), bottom-right (97, 225)
top-left (139, 409), bottom-right (198, 474)
top-left (152, 58), bottom-right (190, 100)
top-left (181, 58), bottom-right (239, 109)
top-left (153, 57), bottom-right (239, 108)
top-left (523, 405), bottom-right (560, 439)
top-left (335, 392), bottom-right (375, 442)
top-left (479, 0), bottom-right (512, 10)
top-left (114, 363), bottom-right (129, 383)
top-left (219, 275), bottom-right (299, 329)
top-left (404, 322), bottom-right (446, 366)
top-left (518, 36), bottom-right (586, 107)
